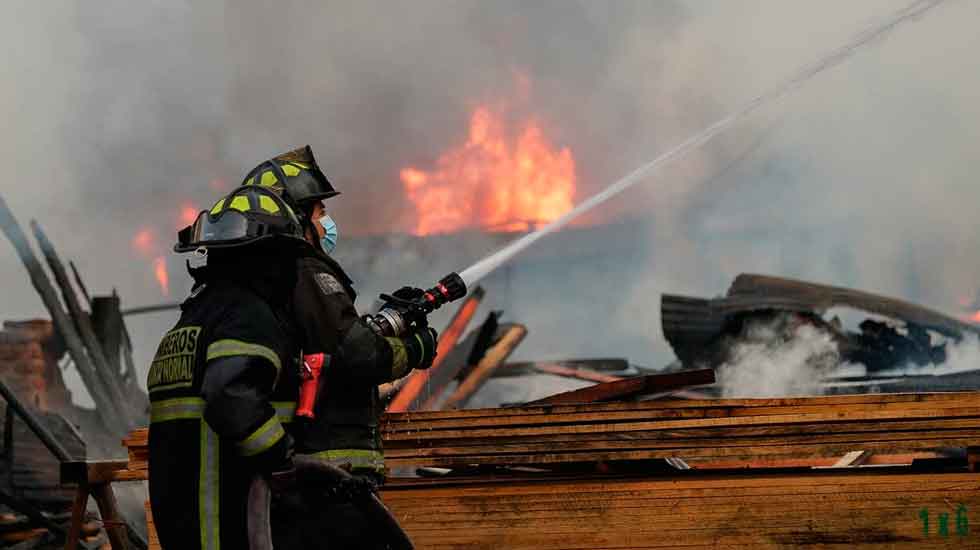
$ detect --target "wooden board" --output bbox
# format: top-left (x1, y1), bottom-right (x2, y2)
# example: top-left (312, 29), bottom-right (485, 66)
top-left (381, 471), bottom-right (980, 549)
top-left (387, 287), bottom-right (485, 412)
top-left (124, 392), bottom-right (980, 472)
top-left (524, 369), bottom-right (715, 406)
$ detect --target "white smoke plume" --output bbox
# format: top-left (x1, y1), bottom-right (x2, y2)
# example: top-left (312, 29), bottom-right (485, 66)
top-left (717, 314), bottom-right (841, 398)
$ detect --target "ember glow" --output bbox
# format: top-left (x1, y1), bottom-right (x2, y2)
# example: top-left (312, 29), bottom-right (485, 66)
top-left (153, 256), bottom-right (169, 296)
top-left (401, 106), bottom-right (576, 236)
top-left (179, 204), bottom-right (199, 227)
top-left (132, 228), bottom-right (156, 255)
top-left (131, 227), bottom-right (170, 295)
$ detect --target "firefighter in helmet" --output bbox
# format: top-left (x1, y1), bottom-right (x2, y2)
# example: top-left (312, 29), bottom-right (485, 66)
top-left (147, 186), bottom-right (308, 550)
top-left (242, 146), bottom-right (437, 548)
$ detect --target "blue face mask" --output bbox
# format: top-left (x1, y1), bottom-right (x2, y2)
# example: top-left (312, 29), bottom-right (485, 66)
top-left (318, 214), bottom-right (338, 254)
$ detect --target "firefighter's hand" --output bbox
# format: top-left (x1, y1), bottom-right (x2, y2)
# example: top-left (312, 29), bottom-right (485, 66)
top-left (404, 327), bottom-right (438, 370)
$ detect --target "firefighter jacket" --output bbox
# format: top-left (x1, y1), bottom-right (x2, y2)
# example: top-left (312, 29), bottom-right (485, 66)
top-left (290, 250), bottom-right (410, 475)
top-left (147, 277), bottom-right (301, 550)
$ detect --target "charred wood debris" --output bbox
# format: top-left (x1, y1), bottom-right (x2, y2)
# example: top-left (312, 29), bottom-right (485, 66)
top-left (2, 191), bottom-right (980, 547)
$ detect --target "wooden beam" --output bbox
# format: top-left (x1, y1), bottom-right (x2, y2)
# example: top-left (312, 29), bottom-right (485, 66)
top-left (31, 221), bottom-right (134, 426)
top-left (0, 195), bottom-right (125, 434)
top-left (0, 378), bottom-right (72, 462)
top-left (491, 359), bottom-right (629, 379)
top-left (440, 325), bottom-right (527, 410)
top-left (529, 363), bottom-right (623, 384)
top-left (387, 287), bottom-right (485, 412)
top-left (417, 314), bottom-right (505, 411)
top-left (524, 368), bottom-right (716, 406)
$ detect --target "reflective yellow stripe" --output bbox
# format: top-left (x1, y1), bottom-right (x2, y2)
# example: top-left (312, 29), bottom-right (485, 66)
top-left (209, 199), bottom-right (225, 215)
top-left (281, 164), bottom-right (301, 177)
top-left (386, 337), bottom-right (409, 379)
top-left (237, 416), bottom-right (285, 457)
top-left (200, 421), bottom-right (220, 550)
top-left (259, 171), bottom-right (279, 187)
top-left (258, 195), bottom-right (280, 214)
top-left (228, 195), bottom-right (250, 212)
top-left (272, 401), bottom-right (296, 423)
top-left (150, 397), bottom-right (205, 423)
top-left (148, 379), bottom-right (194, 394)
top-left (303, 449), bottom-right (385, 474)
top-left (206, 339), bottom-right (281, 373)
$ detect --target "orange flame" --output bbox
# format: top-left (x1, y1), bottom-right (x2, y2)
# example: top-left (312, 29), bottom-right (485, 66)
top-left (968, 310), bottom-right (980, 324)
top-left (401, 106), bottom-right (576, 236)
top-left (153, 256), bottom-right (169, 296)
top-left (179, 204), bottom-right (199, 227)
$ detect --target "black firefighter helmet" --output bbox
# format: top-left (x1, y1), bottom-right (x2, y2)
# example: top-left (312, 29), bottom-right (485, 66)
top-left (242, 145), bottom-right (339, 208)
top-left (174, 186), bottom-right (306, 253)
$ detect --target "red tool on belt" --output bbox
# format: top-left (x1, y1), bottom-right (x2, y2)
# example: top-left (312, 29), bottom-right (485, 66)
top-left (297, 353), bottom-right (326, 419)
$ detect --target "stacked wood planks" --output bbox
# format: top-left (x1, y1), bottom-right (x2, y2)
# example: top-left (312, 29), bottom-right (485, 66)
top-left (123, 392), bottom-right (980, 472)
top-left (124, 391), bottom-right (980, 549)
top-left (382, 392), bottom-right (980, 469)
top-left (383, 471), bottom-right (980, 549)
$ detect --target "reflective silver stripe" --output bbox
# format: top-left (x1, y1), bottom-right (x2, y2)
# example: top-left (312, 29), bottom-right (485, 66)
top-left (150, 397), bottom-right (205, 423)
top-left (302, 449), bottom-right (386, 474)
top-left (236, 416), bottom-right (285, 457)
top-left (272, 401), bottom-right (296, 423)
top-left (199, 421), bottom-right (220, 550)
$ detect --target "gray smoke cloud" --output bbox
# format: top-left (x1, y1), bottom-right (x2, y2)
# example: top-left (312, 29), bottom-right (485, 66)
top-left (2, 1), bottom-right (979, 403)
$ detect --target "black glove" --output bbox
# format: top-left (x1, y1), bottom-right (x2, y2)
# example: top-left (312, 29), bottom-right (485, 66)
top-left (403, 327), bottom-right (438, 370)
top-left (391, 286), bottom-right (425, 301)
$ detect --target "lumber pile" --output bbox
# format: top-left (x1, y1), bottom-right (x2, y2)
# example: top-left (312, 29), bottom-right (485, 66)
top-left (381, 392), bottom-right (980, 469)
top-left (382, 471), bottom-right (980, 549)
top-left (122, 392), bottom-right (980, 473)
top-left (124, 391), bottom-right (980, 549)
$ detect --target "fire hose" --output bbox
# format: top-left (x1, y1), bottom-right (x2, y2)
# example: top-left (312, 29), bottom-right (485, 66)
top-left (247, 455), bottom-right (414, 550)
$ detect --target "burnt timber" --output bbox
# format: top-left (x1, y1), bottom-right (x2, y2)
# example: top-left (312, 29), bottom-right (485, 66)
top-left (662, 273), bottom-right (980, 372)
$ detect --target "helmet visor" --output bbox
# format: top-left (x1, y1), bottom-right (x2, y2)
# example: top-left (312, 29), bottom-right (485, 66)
top-left (194, 209), bottom-right (251, 243)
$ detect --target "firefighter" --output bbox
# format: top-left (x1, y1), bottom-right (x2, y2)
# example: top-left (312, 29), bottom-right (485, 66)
top-left (147, 186), bottom-right (309, 550)
top-left (241, 146), bottom-right (436, 548)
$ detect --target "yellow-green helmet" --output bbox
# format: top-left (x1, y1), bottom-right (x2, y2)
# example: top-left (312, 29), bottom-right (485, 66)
top-left (242, 145), bottom-right (339, 209)
top-left (174, 186), bottom-right (306, 252)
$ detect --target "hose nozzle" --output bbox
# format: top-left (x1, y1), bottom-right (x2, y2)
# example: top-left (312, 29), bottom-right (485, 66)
top-left (369, 272), bottom-right (468, 337)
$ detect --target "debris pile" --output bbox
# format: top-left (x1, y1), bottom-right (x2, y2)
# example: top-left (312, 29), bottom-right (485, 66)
top-left (0, 196), bottom-right (148, 548)
top-left (663, 274), bottom-right (980, 395)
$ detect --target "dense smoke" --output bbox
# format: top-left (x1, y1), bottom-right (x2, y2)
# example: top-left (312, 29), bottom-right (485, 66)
top-left (716, 314), bottom-right (841, 397)
top-left (2, 1), bottom-right (980, 401)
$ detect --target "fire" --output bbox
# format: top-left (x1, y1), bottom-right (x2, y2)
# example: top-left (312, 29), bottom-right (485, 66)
top-left (179, 204), bottom-right (199, 227)
top-left (401, 106), bottom-right (576, 236)
top-left (153, 257), bottom-right (170, 296)
top-left (969, 311), bottom-right (980, 324)
top-left (132, 229), bottom-right (156, 255)
top-left (132, 228), bottom-right (171, 295)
